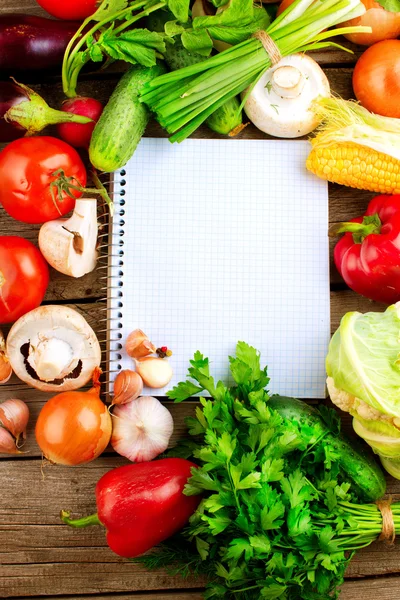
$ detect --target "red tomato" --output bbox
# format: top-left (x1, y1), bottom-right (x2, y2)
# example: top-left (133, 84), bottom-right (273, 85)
top-left (353, 40), bottom-right (400, 118)
top-left (36, 0), bottom-right (98, 20)
top-left (0, 237), bottom-right (49, 324)
top-left (0, 137), bottom-right (87, 224)
top-left (341, 0), bottom-right (400, 46)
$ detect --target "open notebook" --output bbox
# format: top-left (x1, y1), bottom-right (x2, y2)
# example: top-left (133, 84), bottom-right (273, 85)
top-left (109, 138), bottom-right (330, 398)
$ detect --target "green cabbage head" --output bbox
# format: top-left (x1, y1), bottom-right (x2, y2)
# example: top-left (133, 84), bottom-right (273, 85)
top-left (327, 302), bottom-right (400, 418)
top-left (327, 302), bottom-right (400, 478)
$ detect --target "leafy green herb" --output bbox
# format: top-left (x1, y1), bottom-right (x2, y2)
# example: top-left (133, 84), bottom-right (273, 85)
top-left (62, 0), bottom-right (188, 97)
top-left (138, 343), bottom-right (400, 599)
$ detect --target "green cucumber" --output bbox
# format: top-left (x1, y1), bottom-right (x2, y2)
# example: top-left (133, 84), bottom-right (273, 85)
top-left (147, 12), bottom-right (243, 136)
top-left (269, 395), bottom-right (386, 502)
top-left (89, 63), bottom-right (166, 173)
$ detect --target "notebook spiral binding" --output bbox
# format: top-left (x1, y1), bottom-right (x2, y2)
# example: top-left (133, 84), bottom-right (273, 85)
top-left (96, 169), bottom-right (127, 401)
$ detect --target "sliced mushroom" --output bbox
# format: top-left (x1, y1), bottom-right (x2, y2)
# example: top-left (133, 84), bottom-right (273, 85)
top-left (242, 54), bottom-right (330, 138)
top-left (6, 305), bottom-right (101, 392)
top-left (38, 198), bottom-right (98, 278)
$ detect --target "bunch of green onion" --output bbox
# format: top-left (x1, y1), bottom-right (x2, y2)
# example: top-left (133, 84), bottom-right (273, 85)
top-left (140, 0), bottom-right (370, 142)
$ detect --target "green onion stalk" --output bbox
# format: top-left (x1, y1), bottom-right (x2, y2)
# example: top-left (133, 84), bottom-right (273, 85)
top-left (139, 0), bottom-right (370, 142)
top-left (62, 0), bottom-right (166, 97)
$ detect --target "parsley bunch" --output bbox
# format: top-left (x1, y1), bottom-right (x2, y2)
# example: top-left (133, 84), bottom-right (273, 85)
top-left (138, 342), bottom-right (400, 599)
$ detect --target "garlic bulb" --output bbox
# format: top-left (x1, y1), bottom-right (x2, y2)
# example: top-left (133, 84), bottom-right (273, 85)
top-left (0, 330), bottom-right (12, 384)
top-left (111, 396), bottom-right (174, 462)
top-left (135, 357), bottom-right (173, 389)
top-left (112, 369), bottom-right (143, 405)
top-left (126, 329), bottom-right (156, 360)
top-left (0, 399), bottom-right (29, 443)
top-left (0, 426), bottom-right (19, 454)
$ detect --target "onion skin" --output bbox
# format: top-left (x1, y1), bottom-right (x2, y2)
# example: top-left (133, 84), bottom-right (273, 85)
top-left (0, 427), bottom-right (19, 454)
top-left (0, 399), bottom-right (29, 443)
top-left (35, 382), bottom-right (111, 466)
top-left (340, 0), bottom-right (400, 46)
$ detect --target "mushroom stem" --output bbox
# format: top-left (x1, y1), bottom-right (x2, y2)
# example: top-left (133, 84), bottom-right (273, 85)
top-left (271, 66), bottom-right (306, 99)
top-left (28, 337), bottom-right (75, 382)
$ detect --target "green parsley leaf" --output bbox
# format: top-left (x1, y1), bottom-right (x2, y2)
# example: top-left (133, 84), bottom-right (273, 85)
top-left (166, 0), bottom-right (191, 22)
top-left (167, 380), bottom-right (204, 402)
top-left (98, 28), bottom-right (166, 67)
top-left (192, 0), bottom-right (270, 45)
top-left (181, 29), bottom-right (213, 56)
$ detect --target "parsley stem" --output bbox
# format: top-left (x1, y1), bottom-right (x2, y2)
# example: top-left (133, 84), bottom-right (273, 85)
top-left (112, 1), bottom-right (166, 34)
top-left (62, 0), bottom-right (150, 97)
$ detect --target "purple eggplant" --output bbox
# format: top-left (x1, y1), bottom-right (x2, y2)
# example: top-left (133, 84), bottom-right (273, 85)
top-left (0, 80), bottom-right (92, 143)
top-left (0, 14), bottom-right (79, 72)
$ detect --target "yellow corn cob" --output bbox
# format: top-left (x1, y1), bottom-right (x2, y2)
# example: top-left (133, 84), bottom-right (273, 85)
top-left (306, 97), bottom-right (400, 194)
top-left (306, 142), bottom-right (400, 195)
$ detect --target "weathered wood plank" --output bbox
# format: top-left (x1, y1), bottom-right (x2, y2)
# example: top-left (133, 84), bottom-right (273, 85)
top-left (24, 581), bottom-right (400, 600)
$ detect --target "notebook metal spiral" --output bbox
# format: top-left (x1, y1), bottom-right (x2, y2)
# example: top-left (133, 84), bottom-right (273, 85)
top-left (95, 170), bottom-right (126, 400)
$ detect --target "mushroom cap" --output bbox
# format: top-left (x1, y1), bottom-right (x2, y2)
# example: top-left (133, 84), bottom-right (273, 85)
top-left (6, 305), bottom-right (101, 392)
top-left (242, 54), bottom-right (330, 138)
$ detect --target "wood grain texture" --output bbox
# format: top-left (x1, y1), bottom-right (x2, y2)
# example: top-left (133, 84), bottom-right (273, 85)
top-left (30, 580), bottom-right (400, 600)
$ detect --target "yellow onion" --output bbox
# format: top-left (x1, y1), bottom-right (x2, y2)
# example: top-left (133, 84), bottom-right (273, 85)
top-left (35, 368), bottom-right (111, 465)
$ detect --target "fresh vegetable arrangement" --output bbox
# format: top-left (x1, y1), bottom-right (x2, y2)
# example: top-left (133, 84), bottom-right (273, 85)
top-left (61, 343), bottom-right (395, 599)
top-left (139, 0), bottom-right (369, 142)
top-left (2, 0), bottom-right (400, 595)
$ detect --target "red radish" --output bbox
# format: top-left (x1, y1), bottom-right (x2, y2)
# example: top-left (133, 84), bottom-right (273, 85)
top-left (57, 97), bottom-right (103, 149)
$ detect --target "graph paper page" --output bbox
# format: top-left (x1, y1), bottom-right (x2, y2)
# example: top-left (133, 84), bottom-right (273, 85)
top-left (110, 138), bottom-right (330, 398)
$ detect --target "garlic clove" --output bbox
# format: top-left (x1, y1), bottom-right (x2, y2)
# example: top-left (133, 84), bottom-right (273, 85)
top-left (0, 330), bottom-right (12, 384)
top-left (112, 369), bottom-right (143, 405)
top-left (38, 198), bottom-right (98, 278)
top-left (0, 399), bottom-right (29, 443)
top-left (111, 396), bottom-right (174, 462)
top-left (0, 426), bottom-right (19, 454)
top-left (126, 329), bottom-right (156, 360)
top-left (135, 357), bottom-right (173, 389)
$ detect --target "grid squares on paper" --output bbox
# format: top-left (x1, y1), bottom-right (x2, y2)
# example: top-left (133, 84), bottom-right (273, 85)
top-left (110, 138), bottom-right (330, 398)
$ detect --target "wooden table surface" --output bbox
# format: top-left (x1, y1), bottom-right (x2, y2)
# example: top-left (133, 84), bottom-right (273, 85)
top-left (1, 1), bottom-right (400, 599)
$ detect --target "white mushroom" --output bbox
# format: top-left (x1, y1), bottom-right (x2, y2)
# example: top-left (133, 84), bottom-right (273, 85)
top-left (38, 198), bottom-right (98, 278)
top-left (242, 54), bottom-right (330, 138)
top-left (6, 306), bottom-right (101, 392)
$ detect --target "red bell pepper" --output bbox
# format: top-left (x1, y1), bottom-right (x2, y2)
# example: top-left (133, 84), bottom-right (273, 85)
top-left (332, 194), bottom-right (400, 304)
top-left (60, 458), bottom-right (201, 558)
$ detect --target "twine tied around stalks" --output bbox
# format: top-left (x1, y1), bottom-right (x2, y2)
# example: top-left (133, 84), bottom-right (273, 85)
top-left (376, 496), bottom-right (396, 545)
top-left (252, 31), bottom-right (282, 66)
